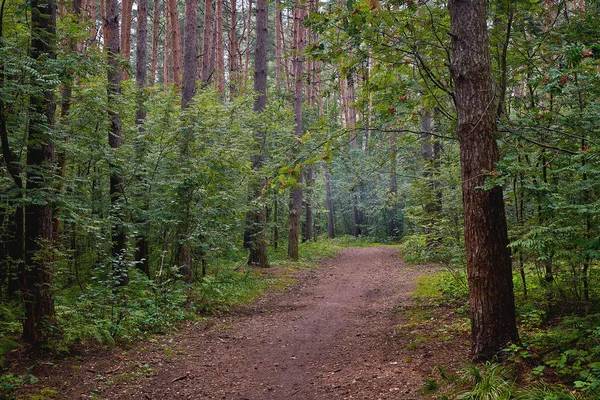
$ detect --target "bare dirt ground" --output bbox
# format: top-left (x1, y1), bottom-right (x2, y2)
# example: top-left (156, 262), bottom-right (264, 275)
top-left (12, 246), bottom-right (469, 399)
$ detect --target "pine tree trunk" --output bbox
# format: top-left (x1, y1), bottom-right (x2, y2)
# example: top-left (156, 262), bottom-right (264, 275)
top-left (200, 0), bottom-right (213, 84)
top-left (22, 0), bottom-right (57, 348)
top-left (324, 163), bottom-right (335, 239)
top-left (164, 3), bottom-right (171, 86)
top-left (421, 110), bottom-right (441, 247)
top-left (228, 0), bottom-right (239, 95)
top-left (244, 0), bottom-right (252, 78)
top-left (104, 0), bottom-right (128, 284)
top-left (134, 0), bottom-right (150, 277)
top-left (150, 0), bottom-right (160, 84)
top-left (275, 0), bottom-right (282, 87)
top-left (214, 0), bottom-right (225, 93)
top-left (448, 0), bottom-right (519, 360)
top-left (120, 0), bottom-right (133, 74)
top-left (287, 1), bottom-right (306, 261)
top-left (388, 130), bottom-right (399, 237)
top-left (246, 0), bottom-right (269, 267)
top-left (168, 0), bottom-right (182, 86)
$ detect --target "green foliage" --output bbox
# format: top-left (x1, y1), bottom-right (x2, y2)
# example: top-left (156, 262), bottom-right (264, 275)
top-left (0, 374), bottom-right (39, 400)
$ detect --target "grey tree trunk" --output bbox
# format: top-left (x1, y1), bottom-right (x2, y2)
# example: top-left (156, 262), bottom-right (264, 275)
top-left (22, 0), bottom-right (57, 348)
top-left (104, 0), bottom-right (128, 284)
top-left (448, 0), bottom-right (519, 360)
top-left (246, 0), bottom-right (269, 267)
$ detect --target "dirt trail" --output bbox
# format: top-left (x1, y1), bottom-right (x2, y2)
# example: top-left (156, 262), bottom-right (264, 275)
top-left (16, 246), bottom-right (468, 399)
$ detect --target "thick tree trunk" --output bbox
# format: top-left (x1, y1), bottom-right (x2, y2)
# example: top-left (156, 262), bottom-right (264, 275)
top-left (287, 1), bottom-right (306, 261)
top-left (150, 0), bottom-right (160, 84)
top-left (246, 0), bottom-right (269, 267)
top-left (22, 0), bottom-right (57, 348)
top-left (200, 0), bottom-right (213, 84)
top-left (214, 0), bottom-right (225, 93)
top-left (104, 0), bottom-right (128, 284)
top-left (448, 0), bottom-right (519, 360)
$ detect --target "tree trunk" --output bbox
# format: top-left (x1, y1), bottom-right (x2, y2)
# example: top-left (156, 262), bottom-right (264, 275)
top-left (214, 0), bottom-right (225, 93)
top-left (243, 0), bottom-right (252, 78)
top-left (150, 0), bottom-right (160, 84)
top-left (104, 0), bottom-right (128, 284)
top-left (228, 0), bottom-right (239, 95)
top-left (246, 0), bottom-right (269, 267)
top-left (421, 110), bottom-right (442, 248)
top-left (164, 4), bottom-right (171, 86)
top-left (303, 167), bottom-right (314, 241)
top-left (287, 1), bottom-right (306, 261)
top-left (200, 0), bottom-right (213, 84)
top-left (22, 0), bottom-right (58, 348)
top-left (324, 163), bottom-right (335, 239)
top-left (134, 0), bottom-right (150, 277)
top-left (275, 0), bottom-right (282, 87)
top-left (168, 0), bottom-right (182, 86)
top-left (388, 130), bottom-right (400, 237)
top-left (120, 0), bottom-right (133, 74)
top-left (448, 0), bottom-right (519, 360)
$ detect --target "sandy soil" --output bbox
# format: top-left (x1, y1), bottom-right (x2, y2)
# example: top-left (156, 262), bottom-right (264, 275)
top-left (12, 246), bottom-right (469, 399)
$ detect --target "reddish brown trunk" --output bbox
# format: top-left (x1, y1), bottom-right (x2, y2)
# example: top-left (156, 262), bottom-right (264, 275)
top-left (244, 0), bottom-right (252, 78)
top-left (167, 0), bottom-right (182, 86)
top-left (214, 0), bottom-right (225, 93)
top-left (200, 0), bottom-right (213, 84)
top-left (150, 0), bottom-right (160, 84)
top-left (324, 163), bottom-right (335, 239)
top-left (449, 0), bottom-right (519, 360)
top-left (120, 0), bottom-right (133, 73)
top-left (164, 4), bottom-right (171, 85)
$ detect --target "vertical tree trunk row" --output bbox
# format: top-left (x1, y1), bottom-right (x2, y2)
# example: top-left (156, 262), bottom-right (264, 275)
top-left (214, 0), bottom-right (225, 93)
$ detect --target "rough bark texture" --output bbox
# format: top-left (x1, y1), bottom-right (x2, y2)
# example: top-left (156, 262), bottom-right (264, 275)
top-left (120, 0), bottom-right (133, 70)
top-left (214, 0), bottom-right (225, 93)
top-left (135, 0), bottom-right (150, 277)
top-left (22, 0), bottom-right (57, 347)
top-left (200, 0), bottom-right (213, 84)
top-left (182, 0), bottom-right (198, 108)
top-left (104, 0), bottom-right (128, 284)
top-left (150, 0), bottom-right (160, 84)
top-left (448, 0), bottom-right (519, 360)
top-left (228, 0), bottom-right (239, 95)
top-left (287, 1), bottom-right (306, 261)
top-left (246, 0), bottom-right (269, 267)
top-left (168, 0), bottom-right (182, 86)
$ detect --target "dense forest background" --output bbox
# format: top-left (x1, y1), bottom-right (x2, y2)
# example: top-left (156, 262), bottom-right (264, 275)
top-left (1, 0), bottom-right (600, 397)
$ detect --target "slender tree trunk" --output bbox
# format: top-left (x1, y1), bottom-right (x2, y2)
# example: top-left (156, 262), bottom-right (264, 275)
top-left (168, 0), bottom-right (182, 86)
top-left (287, 1), bottom-right (306, 261)
top-left (275, 0), bottom-right (282, 87)
top-left (200, 0), bottom-right (213, 84)
top-left (120, 0), bottom-right (133, 75)
top-left (22, 0), bottom-right (57, 348)
top-left (324, 163), bottom-right (335, 239)
top-left (214, 0), bottom-right (225, 93)
top-left (388, 130), bottom-right (399, 237)
top-left (150, 0), bottom-right (160, 84)
top-left (346, 72), bottom-right (357, 148)
top-left (448, 0), bottom-right (519, 360)
top-left (246, 0), bottom-right (269, 267)
top-left (244, 0), bottom-right (252, 78)
top-left (134, 0), bottom-right (150, 276)
top-left (164, 4), bottom-right (171, 86)
top-left (421, 110), bottom-right (442, 248)
top-left (303, 167), bottom-right (314, 241)
top-left (176, 0), bottom-right (200, 283)
top-left (104, 0), bottom-right (128, 284)
top-left (229, 0), bottom-right (239, 95)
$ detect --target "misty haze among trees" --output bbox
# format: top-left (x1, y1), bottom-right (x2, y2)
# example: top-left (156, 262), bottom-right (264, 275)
top-left (1, 0), bottom-right (600, 397)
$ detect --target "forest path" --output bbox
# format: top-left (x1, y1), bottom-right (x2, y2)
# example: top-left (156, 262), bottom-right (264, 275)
top-left (20, 246), bottom-right (468, 399)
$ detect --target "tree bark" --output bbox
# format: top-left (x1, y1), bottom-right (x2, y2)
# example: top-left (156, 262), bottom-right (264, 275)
top-left (287, 1), bottom-right (306, 261)
top-left (214, 0), bottom-right (225, 93)
top-left (164, 3), bottom-right (171, 85)
top-left (104, 0), bottom-right (128, 284)
top-left (324, 163), bottom-right (335, 239)
top-left (448, 0), bottom-right (519, 360)
top-left (22, 0), bottom-right (57, 348)
top-left (243, 0), bottom-right (252, 78)
top-left (150, 0), bottom-right (160, 84)
top-left (167, 0), bottom-right (182, 86)
top-left (246, 0), bottom-right (269, 267)
top-left (228, 0), bottom-right (239, 95)
top-left (120, 0), bottom-right (133, 75)
top-left (421, 110), bottom-right (442, 247)
top-left (200, 0), bottom-right (213, 84)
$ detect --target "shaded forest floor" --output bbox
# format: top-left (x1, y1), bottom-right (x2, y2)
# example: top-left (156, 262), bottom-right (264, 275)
top-left (10, 246), bottom-right (469, 399)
